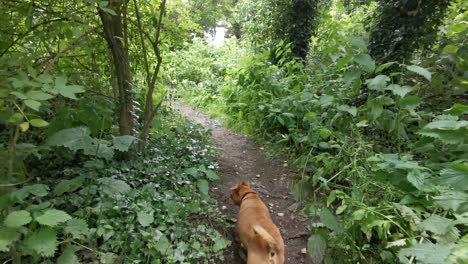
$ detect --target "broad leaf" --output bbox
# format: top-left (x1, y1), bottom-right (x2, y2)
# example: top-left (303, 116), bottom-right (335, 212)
top-left (439, 163), bottom-right (468, 191)
top-left (64, 218), bottom-right (89, 238)
top-left (197, 179), bottom-right (209, 195)
top-left (406, 65), bottom-right (431, 81)
top-left (24, 227), bottom-right (58, 257)
top-left (0, 227), bottom-right (20, 252)
top-left (375, 62), bottom-right (396, 73)
top-left (320, 208), bottom-right (341, 232)
top-left (434, 191), bottom-right (468, 214)
top-left (26, 90), bottom-right (54, 101)
top-left (445, 103), bottom-right (468, 115)
top-left (354, 54), bottom-right (375, 72)
top-left (205, 169), bottom-right (220, 180)
top-left (24, 99), bottom-right (41, 111)
top-left (366, 75), bottom-right (390, 91)
top-left (399, 96), bottom-right (421, 111)
top-left (137, 211), bottom-right (154, 227)
top-left (30, 119), bottom-right (49, 127)
top-left (57, 247), bottom-right (80, 264)
top-left (386, 84), bottom-right (412, 98)
top-left (307, 234), bottom-right (327, 263)
top-left (112, 135), bottom-right (136, 152)
top-left (54, 76), bottom-right (85, 99)
top-left (398, 242), bottom-right (454, 264)
top-left (47, 127), bottom-right (92, 151)
top-left (54, 176), bottom-right (85, 195)
top-left (418, 215), bottom-right (453, 235)
top-left (4, 210), bottom-right (32, 227)
top-left (338, 105), bottom-right (357, 116)
top-left (36, 209), bottom-right (72, 227)
top-left (98, 178), bottom-right (132, 195)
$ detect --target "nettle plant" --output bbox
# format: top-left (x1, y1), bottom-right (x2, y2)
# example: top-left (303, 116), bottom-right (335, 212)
top-left (302, 47), bottom-right (468, 263)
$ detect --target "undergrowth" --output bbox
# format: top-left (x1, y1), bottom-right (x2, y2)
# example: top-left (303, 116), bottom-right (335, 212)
top-left (0, 109), bottom-right (230, 263)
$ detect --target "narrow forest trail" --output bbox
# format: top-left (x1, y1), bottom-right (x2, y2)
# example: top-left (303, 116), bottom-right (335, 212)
top-left (174, 103), bottom-right (310, 264)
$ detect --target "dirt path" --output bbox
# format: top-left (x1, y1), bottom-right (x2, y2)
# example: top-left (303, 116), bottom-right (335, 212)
top-left (174, 103), bottom-right (309, 264)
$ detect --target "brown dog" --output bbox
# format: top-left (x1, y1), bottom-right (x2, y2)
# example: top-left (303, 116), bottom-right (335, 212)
top-left (230, 181), bottom-right (285, 264)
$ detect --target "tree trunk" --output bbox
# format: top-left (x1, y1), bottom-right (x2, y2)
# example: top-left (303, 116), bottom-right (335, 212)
top-left (98, 2), bottom-right (134, 136)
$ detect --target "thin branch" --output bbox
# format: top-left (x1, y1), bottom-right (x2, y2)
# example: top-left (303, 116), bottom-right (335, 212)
top-left (0, 18), bottom-right (67, 57)
top-left (42, 27), bottom-right (99, 73)
top-left (133, 0), bottom-right (151, 87)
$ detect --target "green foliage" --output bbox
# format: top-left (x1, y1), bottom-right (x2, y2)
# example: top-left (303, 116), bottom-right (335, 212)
top-left (172, 0), bottom-right (467, 262)
top-left (368, 0), bottom-right (452, 63)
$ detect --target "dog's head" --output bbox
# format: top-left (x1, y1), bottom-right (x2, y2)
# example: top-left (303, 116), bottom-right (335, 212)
top-left (247, 225), bottom-right (284, 264)
top-left (229, 181), bottom-right (252, 205)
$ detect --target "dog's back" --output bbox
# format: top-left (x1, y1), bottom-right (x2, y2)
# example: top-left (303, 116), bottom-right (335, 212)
top-left (230, 182), bottom-right (285, 264)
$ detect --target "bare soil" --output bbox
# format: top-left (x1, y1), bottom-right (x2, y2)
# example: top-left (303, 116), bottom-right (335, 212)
top-left (174, 103), bottom-right (310, 264)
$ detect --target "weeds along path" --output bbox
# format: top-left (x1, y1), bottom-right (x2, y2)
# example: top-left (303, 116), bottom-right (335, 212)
top-left (174, 102), bottom-right (310, 264)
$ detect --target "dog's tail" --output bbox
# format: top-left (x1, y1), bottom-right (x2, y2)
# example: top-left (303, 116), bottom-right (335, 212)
top-left (253, 225), bottom-right (277, 251)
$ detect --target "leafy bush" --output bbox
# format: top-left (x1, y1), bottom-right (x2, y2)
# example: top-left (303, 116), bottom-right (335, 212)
top-left (170, 1), bottom-right (467, 263)
top-left (1, 110), bottom-right (230, 263)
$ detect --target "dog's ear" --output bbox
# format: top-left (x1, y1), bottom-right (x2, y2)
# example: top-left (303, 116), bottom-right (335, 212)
top-left (241, 181), bottom-right (250, 187)
top-left (230, 183), bottom-right (239, 191)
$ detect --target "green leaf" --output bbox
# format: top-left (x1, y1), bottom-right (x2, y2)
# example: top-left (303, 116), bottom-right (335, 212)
top-left (185, 167), bottom-right (199, 178)
top-left (36, 209), bottom-right (72, 227)
top-left (8, 113), bottom-right (24, 124)
top-left (375, 62), bottom-right (396, 73)
top-left (398, 242), bottom-right (454, 264)
top-left (338, 105), bottom-right (357, 117)
top-left (399, 96), bottom-right (421, 111)
top-left (54, 76), bottom-right (85, 99)
top-left (320, 208), bottom-right (341, 232)
top-left (4, 210), bottom-right (32, 227)
top-left (24, 227), bottom-right (58, 257)
top-left (100, 7), bottom-right (117, 16)
top-left (137, 211), bottom-right (154, 227)
top-left (407, 170), bottom-right (426, 190)
top-left (155, 233), bottom-right (171, 255)
top-left (307, 234), bottom-right (327, 263)
top-left (386, 84), bottom-right (412, 98)
top-left (54, 176), bottom-right (85, 195)
top-left (24, 99), bottom-right (41, 111)
top-left (366, 75), bottom-right (390, 91)
top-left (26, 90), bottom-right (54, 101)
top-left (98, 178), bottom-right (132, 195)
top-left (47, 127), bottom-right (92, 151)
top-left (350, 37), bottom-right (367, 51)
top-left (112, 135), bottom-right (135, 152)
top-left (197, 179), bottom-right (209, 195)
top-left (57, 247), bottom-right (80, 264)
top-left (342, 70), bottom-right (361, 87)
top-left (19, 122), bottom-right (29, 132)
top-left (0, 227), bottom-right (20, 252)
top-left (444, 103), bottom-right (468, 116)
top-left (418, 215), bottom-right (453, 235)
top-left (205, 169), bottom-right (220, 180)
top-left (11, 91), bottom-right (27, 100)
top-left (439, 163), bottom-right (468, 191)
top-left (434, 191), bottom-right (468, 214)
top-left (319, 129), bottom-right (332, 140)
top-left (425, 119), bottom-right (468, 130)
top-left (406, 65), bottom-right (432, 81)
top-left (64, 218), bottom-right (89, 238)
top-left (449, 234), bottom-right (468, 264)
top-left (354, 54), bottom-right (375, 72)
top-left (26, 184), bottom-right (49, 197)
top-left (30, 119), bottom-right (49, 127)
